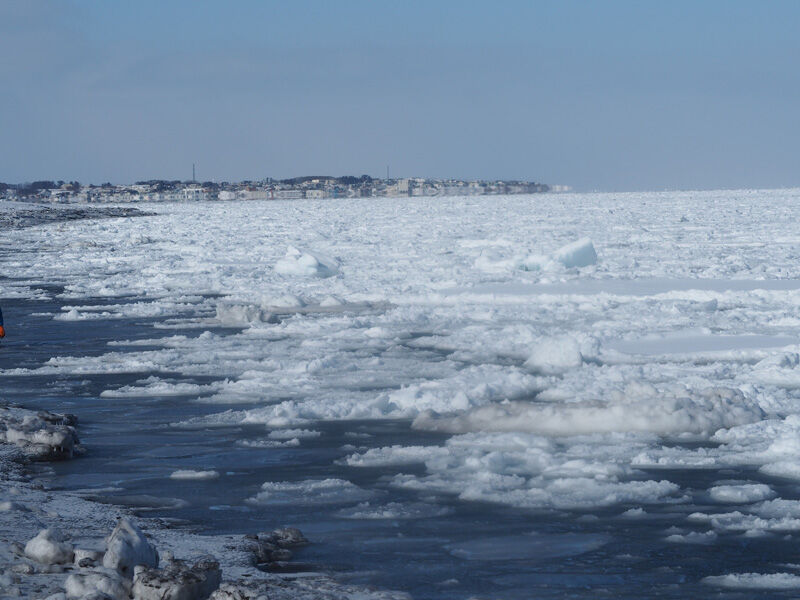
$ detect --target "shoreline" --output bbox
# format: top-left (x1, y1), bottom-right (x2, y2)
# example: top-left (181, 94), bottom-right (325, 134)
top-left (0, 403), bottom-right (409, 600)
top-left (0, 201), bottom-right (153, 231)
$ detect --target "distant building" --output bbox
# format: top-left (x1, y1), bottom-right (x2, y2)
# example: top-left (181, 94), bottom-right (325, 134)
top-left (241, 190), bottom-right (270, 200)
top-left (394, 179), bottom-right (410, 195)
top-left (0, 175), bottom-right (553, 204)
top-left (181, 186), bottom-right (207, 201)
top-left (272, 190), bottom-right (304, 200)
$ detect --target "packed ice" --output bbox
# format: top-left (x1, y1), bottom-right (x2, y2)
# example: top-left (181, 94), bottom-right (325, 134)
top-left (6, 189), bottom-right (800, 597)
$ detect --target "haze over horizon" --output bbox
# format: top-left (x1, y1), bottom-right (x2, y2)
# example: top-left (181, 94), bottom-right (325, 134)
top-left (2, 0), bottom-right (799, 192)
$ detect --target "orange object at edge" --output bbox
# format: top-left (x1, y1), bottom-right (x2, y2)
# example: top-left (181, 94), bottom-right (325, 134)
top-left (0, 325), bottom-right (5, 338)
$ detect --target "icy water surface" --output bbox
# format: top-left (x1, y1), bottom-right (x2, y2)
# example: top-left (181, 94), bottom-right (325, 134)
top-left (3, 290), bottom-right (795, 599)
top-left (6, 192), bottom-right (800, 598)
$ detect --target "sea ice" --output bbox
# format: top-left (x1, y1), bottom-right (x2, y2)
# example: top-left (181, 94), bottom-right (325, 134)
top-left (10, 190), bottom-right (800, 595)
top-left (336, 501), bottom-right (452, 520)
top-left (103, 518), bottom-right (159, 577)
top-left (446, 532), bottom-right (609, 561)
top-left (413, 385), bottom-right (762, 436)
top-left (246, 478), bottom-right (372, 506)
top-left (65, 568), bottom-right (131, 600)
top-left (0, 405), bottom-right (79, 460)
top-left (25, 528), bottom-right (74, 565)
top-left (552, 237), bottom-right (598, 268)
top-left (708, 484), bottom-right (774, 504)
top-left (524, 335), bottom-right (583, 374)
top-left (703, 572), bottom-right (800, 589)
top-left (274, 246), bottom-right (339, 278)
top-left (267, 428), bottom-right (320, 440)
top-left (664, 530), bottom-right (718, 544)
top-left (170, 469), bottom-right (220, 480)
top-left (133, 556), bottom-right (221, 600)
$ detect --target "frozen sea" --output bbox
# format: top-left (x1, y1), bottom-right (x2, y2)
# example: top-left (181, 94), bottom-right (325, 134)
top-left (5, 190), bottom-right (800, 598)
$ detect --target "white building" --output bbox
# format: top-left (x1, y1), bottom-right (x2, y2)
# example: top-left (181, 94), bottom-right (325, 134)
top-left (241, 190), bottom-right (270, 200)
top-left (183, 187), bottom-right (207, 201)
top-left (181, 186), bottom-right (207, 201)
top-left (273, 190), bottom-right (304, 200)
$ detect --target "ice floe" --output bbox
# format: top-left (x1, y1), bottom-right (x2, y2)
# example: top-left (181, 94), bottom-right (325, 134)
top-left (246, 478), bottom-right (373, 506)
top-left (10, 191), bottom-right (800, 594)
top-left (274, 246), bottom-right (339, 278)
top-left (169, 469), bottom-right (220, 480)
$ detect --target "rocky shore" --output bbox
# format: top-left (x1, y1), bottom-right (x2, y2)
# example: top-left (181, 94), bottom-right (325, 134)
top-left (0, 202), bottom-right (152, 230)
top-left (0, 404), bottom-right (409, 600)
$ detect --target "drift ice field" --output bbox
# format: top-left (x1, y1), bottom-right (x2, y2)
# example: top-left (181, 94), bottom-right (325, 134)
top-left (5, 189), bottom-right (800, 598)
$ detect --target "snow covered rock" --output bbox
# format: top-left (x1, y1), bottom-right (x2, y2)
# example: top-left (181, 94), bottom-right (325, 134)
top-left (524, 336), bottom-right (583, 375)
top-left (553, 237), bottom-right (597, 268)
top-left (132, 556), bottom-right (221, 600)
top-left (270, 527), bottom-right (308, 547)
top-left (65, 568), bottom-right (131, 600)
top-left (0, 405), bottom-right (80, 460)
top-left (210, 583), bottom-right (269, 600)
top-left (274, 246), bottom-right (339, 277)
top-left (103, 519), bottom-right (159, 577)
top-left (74, 548), bottom-right (104, 568)
top-left (242, 527), bottom-right (308, 566)
top-left (24, 528), bottom-right (74, 565)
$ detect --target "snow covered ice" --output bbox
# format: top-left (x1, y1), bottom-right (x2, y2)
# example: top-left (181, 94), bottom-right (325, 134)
top-left (7, 189), bottom-right (800, 597)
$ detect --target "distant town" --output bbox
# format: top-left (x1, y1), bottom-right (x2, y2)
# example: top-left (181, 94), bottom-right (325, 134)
top-left (0, 176), bottom-right (568, 203)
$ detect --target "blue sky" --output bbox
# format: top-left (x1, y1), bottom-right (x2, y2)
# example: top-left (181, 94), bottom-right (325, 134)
top-left (2, 1), bottom-right (799, 191)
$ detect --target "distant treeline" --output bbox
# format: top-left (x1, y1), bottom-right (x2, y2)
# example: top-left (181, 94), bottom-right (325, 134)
top-left (0, 177), bottom-right (381, 195)
top-left (1, 181), bottom-right (82, 197)
top-left (277, 175), bottom-right (375, 186)
top-left (2, 175), bottom-right (546, 195)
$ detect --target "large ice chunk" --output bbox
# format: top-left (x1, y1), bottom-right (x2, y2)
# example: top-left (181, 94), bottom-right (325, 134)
top-left (132, 556), bottom-right (221, 600)
top-left (0, 405), bottom-right (79, 460)
top-left (415, 385), bottom-right (763, 437)
top-left (65, 569), bottom-right (131, 600)
top-left (274, 246), bottom-right (339, 277)
top-left (524, 336), bottom-right (583, 375)
top-left (24, 528), bottom-right (74, 565)
top-left (103, 518), bottom-right (159, 577)
top-left (553, 237), bottom-right (597, 268)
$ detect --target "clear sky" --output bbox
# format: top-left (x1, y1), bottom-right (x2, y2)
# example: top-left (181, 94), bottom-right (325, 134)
top-left (2, 0), bottom-right (799, 191)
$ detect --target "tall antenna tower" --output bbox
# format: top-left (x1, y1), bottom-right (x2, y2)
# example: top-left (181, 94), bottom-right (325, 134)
top-left (386, 164), bottom-right (390, 181)
top-left (192, 163), bottom-right (196, 183)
